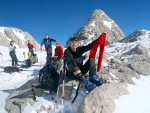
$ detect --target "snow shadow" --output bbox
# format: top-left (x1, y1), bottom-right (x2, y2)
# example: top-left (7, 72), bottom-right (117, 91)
top-left (0, 66), bottom-right (4, 69)
top-left (31, 69), bottom-right (40, 76)
top-left (1, 88), bottom-right (16, 95)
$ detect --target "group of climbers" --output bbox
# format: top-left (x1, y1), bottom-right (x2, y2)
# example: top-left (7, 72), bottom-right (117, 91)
top-left (39, 33), bottom-right (106, 92)
top-left (8, 32), bottom-right (106, 92)
top-left (8, 39), bottom-right (37, 68)
top-left (40, 34), bottom-right (63, 61)
top-left (8, 34), bottom-right (64, 68)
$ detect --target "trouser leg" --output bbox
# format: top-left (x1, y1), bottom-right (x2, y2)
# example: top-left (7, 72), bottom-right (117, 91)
top-left (66, 60), bottom-right (80, 80)
top-left (80, 58), bottom-right (96, 76)
top-left (14, 53), bottom-right (18, 65)
top-left (9, 51), bottom-right (15, 66)
top-left (47, 47), bottom-right (52, 58)
top-left (32, 49), bottom-right (34, 56)
top-left (29, 48), bottom-right (34, 56)
top-left (66, 58), bottom-right (96, 79)
top-left (66, 59), bottom-right (96, 92)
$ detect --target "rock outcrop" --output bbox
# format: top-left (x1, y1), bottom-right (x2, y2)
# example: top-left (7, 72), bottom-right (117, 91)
top-left (78, 83), bottom-right (128, 113)
top-left (0, 27), bottom-right (40, 50)
top-left (5, 78), bottom-right (44, 113)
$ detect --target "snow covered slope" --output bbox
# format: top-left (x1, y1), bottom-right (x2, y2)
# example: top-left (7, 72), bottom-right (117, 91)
top-left (0, 27), bottom-right (40, 50)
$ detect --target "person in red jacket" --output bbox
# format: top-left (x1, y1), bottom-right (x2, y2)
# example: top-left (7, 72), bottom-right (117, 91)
top-left (51, 41), bottom-right (64, 73)
top-left (27, 40), bottom-right (35, 56)
top-left (54, 41), bottom-right (64, 58)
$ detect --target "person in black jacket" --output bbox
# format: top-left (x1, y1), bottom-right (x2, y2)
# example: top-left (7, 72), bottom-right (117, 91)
top-left (41, 34), bottom-right (56, 60)
top-left (64, 37), bottom-right (103, 92)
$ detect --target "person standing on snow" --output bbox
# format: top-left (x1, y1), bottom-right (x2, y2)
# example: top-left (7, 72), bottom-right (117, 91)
top-left (27, 40), bottom-right (35, 56)
top-left (64, 37), bottom-right (104, 92)
top-left (41, 34), bottom-right (56, 60)
top-left (8, 40), bottom-right (18, 67)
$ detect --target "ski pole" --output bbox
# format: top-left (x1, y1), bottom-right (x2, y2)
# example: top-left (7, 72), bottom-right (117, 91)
top-left (40, 50), bottom-right (42, 67)
top-left (0, 52), bottom-right (4, 68)
top-left (54, 71), bottom-right (61, 112)
top-left (23, 52), bottom-right (25, 60)
top-left (61, 60), bottom-right (66, 113)
top-left (71, 82), bottom-right (81, 103)
top-left (22, 52), bottom-right (25, 66)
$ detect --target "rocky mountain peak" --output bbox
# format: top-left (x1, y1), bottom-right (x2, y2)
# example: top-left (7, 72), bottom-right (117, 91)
top-left (66, 9), bottom-right (125, 47)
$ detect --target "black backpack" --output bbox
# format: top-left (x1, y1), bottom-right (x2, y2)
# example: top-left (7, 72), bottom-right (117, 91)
top-left (32, 58), bottom-right (60, 100)
top-left (38, 61), bottom-right (59, 93)
top-left (4, 66), bottom-right (22, 74)
top-left (22, 59), bottom-right (32, 68)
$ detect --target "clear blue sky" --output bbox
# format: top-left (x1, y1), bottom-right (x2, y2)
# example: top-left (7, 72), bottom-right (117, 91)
top-left (0, 0), bottom-right (150, 46)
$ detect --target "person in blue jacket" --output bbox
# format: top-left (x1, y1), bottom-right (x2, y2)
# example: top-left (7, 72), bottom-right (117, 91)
top-left (41, 34), bottom-right (56, 60)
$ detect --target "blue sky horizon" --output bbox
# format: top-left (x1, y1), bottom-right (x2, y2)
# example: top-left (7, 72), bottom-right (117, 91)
top-left (0, 0), bottom-right (150, 47)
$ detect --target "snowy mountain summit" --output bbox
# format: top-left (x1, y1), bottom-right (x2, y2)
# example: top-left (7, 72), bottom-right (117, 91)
top-left (0, 27), bottom-right (40, 50)
top-left (66, 9), bottom-right (125, 47)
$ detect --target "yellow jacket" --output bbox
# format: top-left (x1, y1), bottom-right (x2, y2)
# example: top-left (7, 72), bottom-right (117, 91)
top-left (28, 51), bottom-right (34, 61)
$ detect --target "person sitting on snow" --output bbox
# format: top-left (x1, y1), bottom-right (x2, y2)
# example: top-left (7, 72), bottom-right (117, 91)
top-left (28, 49), bottom-right (34, 67)
top-left (64, 37), bottom-right (104, 92)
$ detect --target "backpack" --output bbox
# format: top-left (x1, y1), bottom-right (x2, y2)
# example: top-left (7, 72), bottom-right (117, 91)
top-left (22, 59), bottom-right (32, 68)
top-left (4, 66), bottom-right (22, 74)
top-left (33, 54), bottom-right (38, 64)
top-left (38, 61), bottom-right (59, 93)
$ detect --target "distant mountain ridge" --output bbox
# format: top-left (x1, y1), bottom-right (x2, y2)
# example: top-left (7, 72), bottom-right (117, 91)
top-left (0, 27), bottom-right (40, 50)
top-left (120, 30), bottom-right (150, 43)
